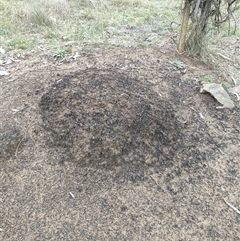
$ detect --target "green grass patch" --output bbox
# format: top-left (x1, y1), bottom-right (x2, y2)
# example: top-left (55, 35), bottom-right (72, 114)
top-left (8, 36), bottom-right (34, 50)
top-left (199, 75), bottom-right (214, 83)
top-left (170, 59), bottom-right (185, 69)
top-left (222, 81), bottom-right (232, 89)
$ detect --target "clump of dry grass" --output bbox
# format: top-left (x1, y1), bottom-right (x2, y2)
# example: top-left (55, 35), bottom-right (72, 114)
top-left (18, 0), bottom-right (70, 27)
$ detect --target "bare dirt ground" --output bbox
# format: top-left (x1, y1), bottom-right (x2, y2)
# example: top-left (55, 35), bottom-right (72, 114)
top-left (1, 45), bottom-right (240, 241)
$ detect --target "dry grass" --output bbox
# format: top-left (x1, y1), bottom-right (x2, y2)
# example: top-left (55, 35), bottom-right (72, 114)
top-left (0, 0), bottom-right (239, 84)
top-left (0, 0), bottom-right (179, 51)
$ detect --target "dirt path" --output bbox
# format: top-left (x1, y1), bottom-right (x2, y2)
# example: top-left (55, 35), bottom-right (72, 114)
top-left (1, 45), bottom-right (240, 240)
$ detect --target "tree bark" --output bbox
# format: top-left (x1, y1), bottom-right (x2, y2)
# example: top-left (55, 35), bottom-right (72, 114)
top-left (178, 0), bottom-right (190, 53)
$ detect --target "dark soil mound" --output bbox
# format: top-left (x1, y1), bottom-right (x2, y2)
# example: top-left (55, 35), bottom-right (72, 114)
top-left (39, 68), bottom-right (220, 173)
top-left (40, 69), bottom-right (183, 169)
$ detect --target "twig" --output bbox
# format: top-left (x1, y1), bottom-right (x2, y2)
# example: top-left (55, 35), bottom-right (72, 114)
top-left (218, 148), bottom-right (225, 155)
top-left (231, 91), bottom-right (240, 101)
top-left (15, 126), bottom-right (28, 157)
top-left (69, 192), bottom-right (75, 199)
top-left (217, 53), bottom-right (232, 62)
top-left (231, 76), bottom-right (237, 86)
top-left (199, 112), bottom-right (205, 119)
top-left (15, 137), bottom-right (25, 157)
top-left (224, 199), bottom-right (240, 214)
top-left (150, 175), bottom-right (159, 187)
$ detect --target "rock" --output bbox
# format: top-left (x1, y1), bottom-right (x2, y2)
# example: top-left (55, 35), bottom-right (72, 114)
top-left (192, 198), bottom-right (201, 205)
top-left (77, 186), bottom-right (83, 192)
top-left (200, 83), bottom-right (235, 109)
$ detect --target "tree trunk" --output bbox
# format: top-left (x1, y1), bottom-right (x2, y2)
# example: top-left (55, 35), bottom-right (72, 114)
top-left (178, 0), bottom-right (190, 53)
top-left (186, 0), bottom-right (212, 55)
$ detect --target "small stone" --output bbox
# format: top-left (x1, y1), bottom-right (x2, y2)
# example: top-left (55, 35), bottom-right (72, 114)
top-left (120, 206), bottom-right (128, 212)
top-left (0, 71), bottom-right (10, 76)
top-left (77, 186), bottom-right (83, 192)
top-left (192, 198), bottom-right (201, 205)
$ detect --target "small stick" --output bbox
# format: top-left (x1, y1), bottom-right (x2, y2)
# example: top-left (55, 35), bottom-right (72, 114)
top-left (217, 53), bottom-right (232, 61)
top-left (15, 123), bottom-right (30, 157)
top-left (199, 112), bottom-right (205, 119)
top-left (15, 137), bottom-right (25, 157)
top-left (231, 91), bottom-right (240, 101)
top-left (69, 192), bottom-right (75, 199)
top-left (224, 199), bottom-right (240, 214)
top-left (231, 76), bottom-right (237, 86)
top-left (150, 175), bottom-right (159, 187)
top-left (15, 127), bottom-right (28, 157)
top-left (149, 175), bottom-right (166, 194)
top-left (218, 148), bottom-right (224, 155)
